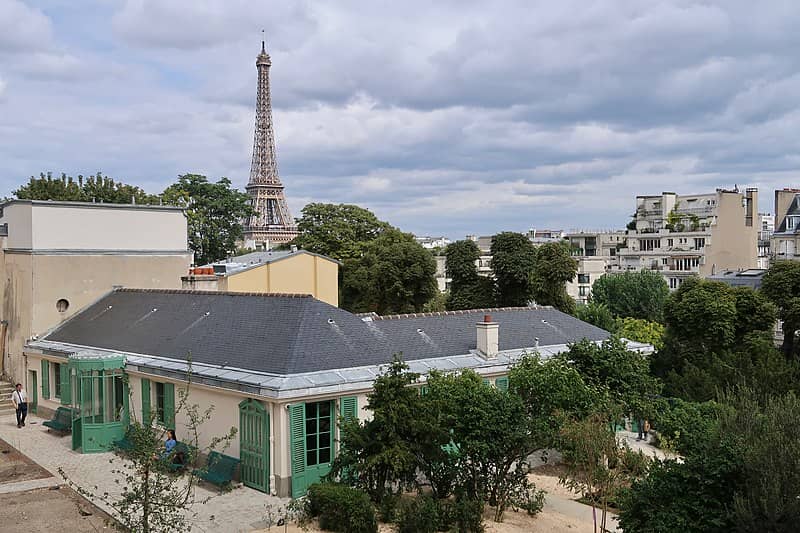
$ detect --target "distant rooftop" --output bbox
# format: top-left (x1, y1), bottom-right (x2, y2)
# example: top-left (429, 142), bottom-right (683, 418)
top-left (707, 268), bottom-right (767, 289)
top-left (0, 199), bottom-right (184, 212)
top-left (204, 249), bottom-right (341, 276)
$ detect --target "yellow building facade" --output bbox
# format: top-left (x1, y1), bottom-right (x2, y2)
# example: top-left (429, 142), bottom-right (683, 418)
top-left (182, 250), bottom-right (340, 307)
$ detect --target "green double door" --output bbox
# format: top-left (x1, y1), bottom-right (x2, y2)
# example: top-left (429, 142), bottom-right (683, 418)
top-left (289, 398), bottom-right (358, 498)
top-left (239, 399), bottom-right (270, 493)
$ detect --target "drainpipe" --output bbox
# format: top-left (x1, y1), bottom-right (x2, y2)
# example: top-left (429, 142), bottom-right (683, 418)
top-left (269, 401), bottom-right (276, 496)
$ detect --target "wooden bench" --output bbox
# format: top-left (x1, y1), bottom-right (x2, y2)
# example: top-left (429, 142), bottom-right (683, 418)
top-left (43, 407), bottom-right (73, 434)
top-left (194, 451), bottom-right (239, 488)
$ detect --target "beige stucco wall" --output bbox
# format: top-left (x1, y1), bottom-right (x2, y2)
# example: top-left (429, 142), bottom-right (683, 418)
top-left (701, 191), bottom-right (758, 275)
top-left (223, 253), bottom-right (339, 306)
top-left (3, 252), bottom-right (191, 383)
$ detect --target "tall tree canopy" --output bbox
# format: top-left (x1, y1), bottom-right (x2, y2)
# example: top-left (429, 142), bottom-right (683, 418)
top-left (591, 270), bottom-right (670, 322)
top-left (291, 203), bottom-right (392, 262)
top-left (341, 229), bottom-right (437, 315)
top-left (161, 174), bottom-right (253, 266)
top-left (444, 240), bottom-right (495, 310)
top-left (14, 172), bottom-right (161, 205)
top-left (653, 278), bottom-right (785, 401)
top-left (490, 232), bottom-right (537, 307)
top-left (761, 260), bottom-right (800, 358)
top-left (530, 241), bottom-right (578, 314)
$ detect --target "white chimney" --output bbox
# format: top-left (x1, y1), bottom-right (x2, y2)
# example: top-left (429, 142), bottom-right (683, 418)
top-left (476, 314), bottom-right (499, 359)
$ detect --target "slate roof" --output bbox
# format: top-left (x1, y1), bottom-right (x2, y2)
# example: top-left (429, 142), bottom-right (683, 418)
top-left (707, 269), bottom-right (766, 289)
top-left (41, 289), bottom-right (610, 376)
top-left (206, 249), bottom-right (341, 276)
top-left (775, 193), bottom-right (800, 234)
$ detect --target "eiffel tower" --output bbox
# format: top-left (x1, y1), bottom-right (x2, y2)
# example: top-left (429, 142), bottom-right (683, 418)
top-left (242, 38), bottom-right (298, 248)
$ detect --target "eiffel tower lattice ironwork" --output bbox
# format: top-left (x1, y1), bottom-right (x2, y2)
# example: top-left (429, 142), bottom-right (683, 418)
top-left (243, 38), bottom-right (298, 247)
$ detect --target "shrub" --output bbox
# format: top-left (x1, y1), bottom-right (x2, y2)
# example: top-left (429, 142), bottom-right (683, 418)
top-left (451, 493), bottom-right (485, 532)
top-left (378, 493), bottom-right (399, 523)
top-left (306, 483), bottom-right (378, 533)
top-left (508, 478), bottom-right (546, 516)
top-left (397, 494), bottom-right (441, 533)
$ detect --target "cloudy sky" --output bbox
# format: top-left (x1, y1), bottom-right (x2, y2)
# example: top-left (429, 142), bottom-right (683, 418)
top-left (2, 1), bottom-right (800, 238)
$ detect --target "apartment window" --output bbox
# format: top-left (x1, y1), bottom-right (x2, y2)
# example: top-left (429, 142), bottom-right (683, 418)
top-left (578, 274), bottom-right (590, 284)
top-left (669, 278), bottom-right (679, 289)
top-left (667, 238), bottom-right (673, 247)
top-left (579, 286), bottom-right (588, 297)
top-left (156, 383), bottom-right (165, 424)
top-left (640, 238), bottom-right (659, 251)
top-left (788, 217), bottom-right (797, 230)
top-left (694, 238), bottom-right (705, 250)
top-left (610, 249), bottom-right (616, 256)
top-left (662, 258), bottom-right (668, 265)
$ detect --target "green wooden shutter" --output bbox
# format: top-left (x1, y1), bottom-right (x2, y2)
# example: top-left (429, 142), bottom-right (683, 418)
top-left (163, 383), bottom-right (175, 428)
top-left (41, 360), bottom-right (50, 399)
top-left (289, 403), bottom-right (307, 497)
top-left (340, 396), bottom-right (358, 422)
top-left (419, 386), bottom-right (429, 396)
top-left (482, 378), bottom-right (490, 385)
top-left (495, 377), bottom-right (509, 392)
top-left (60, 364), bottom-right (71, 405)
top-left (141, 379), bottom-right (151, 424)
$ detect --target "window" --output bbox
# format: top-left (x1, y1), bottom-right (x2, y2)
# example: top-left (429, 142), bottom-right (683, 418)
top-left (305, 401), bottom-right (332, 466)
top-left (54, 362), bottom-right (61, 399)
top-left (56, 299), bottom-right (69, 313)
top-left (667, 238), bottom-right (673, 247)
top-left (578, 274), bottom-right (590, 284)
top-left (662, 258), bottom-right (668, 265)
top-left (156, 382), bottom-right (165, 424)
top-left (694, 238), bottom-right (705, 250)
top-left (669, 277), bottom-right (679, 289)
top-left (579, 286), bottom-right (588, 297)
top-left (640, 238), bottom-right (659, 251)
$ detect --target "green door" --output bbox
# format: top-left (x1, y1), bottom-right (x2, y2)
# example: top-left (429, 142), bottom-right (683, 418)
top-left (239, 399), bottom-right (270, 493)
top-left (27, 370), bottom-right (38, 414)
top-left (290, 400), bottom-right (334, 497)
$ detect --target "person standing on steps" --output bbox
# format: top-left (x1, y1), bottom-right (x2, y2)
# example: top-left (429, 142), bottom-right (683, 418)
top-left (12, 383), bottom-right (27, 428)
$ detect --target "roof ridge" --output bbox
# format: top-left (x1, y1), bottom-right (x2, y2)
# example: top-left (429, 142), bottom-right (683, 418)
top-left (115, 288), bottom-right (313, 298)
top-left (371, 306), bottom-right (552, 321)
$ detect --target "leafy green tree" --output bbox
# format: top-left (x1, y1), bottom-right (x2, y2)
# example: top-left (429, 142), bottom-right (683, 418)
top-left (341, 229), bottom-right (437, 314)
top-left (508, 354), bottom-right (599, 449)
top-left (444, 240), bottom-right (495, 310)
top-left (490, 232), bottom-right (537, 307)
top-left (591, 270), bottom-right (670, 322)
top-left (530, 241), bottom-right (578, 314)
top-left (614, 317), bottom-right (665, 350)
top-left (161, 174), bottom-right (253, 266)
top-left (563, 337), bottom-right (661, 419)
top-left (330, 357), bottom-right (422, 503)
top-left (425, 370), bottom-right (534, 522)
top-left (15, 172), bottom-right (161, 204)
top-left (761, 261), bottom-right (800, 358)
top-left (652, 398), bottom-right (731, 457)
top-left (655, 278), bottom-right (781, 401)
top-left (575, 302), bottom-right (616, 332)
top-left (291, 203), bottom-right (392, 262)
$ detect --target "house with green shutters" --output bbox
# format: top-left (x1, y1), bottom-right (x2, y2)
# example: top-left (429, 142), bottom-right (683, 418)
top-left (23, 288), bottom-right (650, 497)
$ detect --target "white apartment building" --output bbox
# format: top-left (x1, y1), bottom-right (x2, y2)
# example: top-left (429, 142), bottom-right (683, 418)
top-left (565, 231), bottom-right (627, 303)
top-left (758, 213), bottom-right (774, 269)
top-left (415, 236), bottom-right (452, 250)
top-left (612, 188), bottom-right (759, 289)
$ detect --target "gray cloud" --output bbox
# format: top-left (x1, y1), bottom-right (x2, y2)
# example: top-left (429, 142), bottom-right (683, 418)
top-left (1, 0), bottom-right (800, 238)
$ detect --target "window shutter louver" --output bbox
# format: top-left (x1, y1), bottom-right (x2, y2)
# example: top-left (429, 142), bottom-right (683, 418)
top-left (495, 377), bottom-right (509, 392)
top-left (164, 383), bottom-right (175, 428)
top-left (289, 403), bottom-right (307, 497)
top-left (141, 379), bottom-right (151, 424)
top-left (340, 396), bottom-right (358, 422)
top-left (41, 360), bottom-right (50, 399)
top-left (60, 364), bottom-right (71, 405)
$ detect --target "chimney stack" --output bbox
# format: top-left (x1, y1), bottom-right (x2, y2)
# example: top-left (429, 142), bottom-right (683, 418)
top-left (476, 314), bottom-right (499, 359)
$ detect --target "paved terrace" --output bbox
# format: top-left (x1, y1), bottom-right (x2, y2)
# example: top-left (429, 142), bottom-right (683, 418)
top-left (0, 412), bottom-right (282, 532)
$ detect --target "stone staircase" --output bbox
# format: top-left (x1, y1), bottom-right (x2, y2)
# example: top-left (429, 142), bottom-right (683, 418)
top-left (0, 380), bottom-right (16, 415)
